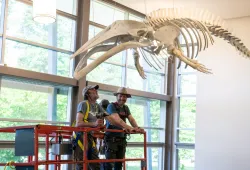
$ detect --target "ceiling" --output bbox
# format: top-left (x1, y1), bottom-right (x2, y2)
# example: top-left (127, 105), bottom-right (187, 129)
top-left (114, 0), bottom-right (250, 19)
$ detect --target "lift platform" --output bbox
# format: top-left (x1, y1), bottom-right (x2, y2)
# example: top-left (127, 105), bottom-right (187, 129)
top-left (0, 124), bottom-right (147, 170)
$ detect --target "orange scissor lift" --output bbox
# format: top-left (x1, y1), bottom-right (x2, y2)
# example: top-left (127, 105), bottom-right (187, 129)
top-left (0, 125), bottom-right (147, 170)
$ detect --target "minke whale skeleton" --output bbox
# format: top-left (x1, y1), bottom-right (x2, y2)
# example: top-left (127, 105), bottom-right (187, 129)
top-left (71, 8), bottom-right (250, 80)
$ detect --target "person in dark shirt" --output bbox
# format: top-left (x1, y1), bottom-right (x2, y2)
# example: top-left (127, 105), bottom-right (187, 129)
top-left (104, 87), bottom-right (145, 170)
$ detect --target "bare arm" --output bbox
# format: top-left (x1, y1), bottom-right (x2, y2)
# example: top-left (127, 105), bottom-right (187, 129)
top-left (127, 115), bottom-right (139, 128)
top-left (128, 114), bottom-right (145, 133)
top-left (105, 113), bottom-right (133, 130)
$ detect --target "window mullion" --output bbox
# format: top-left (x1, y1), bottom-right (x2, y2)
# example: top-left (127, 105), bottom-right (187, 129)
top-left (0, 0), bottom-right (8, 65)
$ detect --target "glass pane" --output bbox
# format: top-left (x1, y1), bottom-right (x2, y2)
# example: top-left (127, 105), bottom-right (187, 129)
top-left (127, 49), bottom-right (165, 74)
top-left (5, 40), bottom-right (72, 77)
top-left (129, 14), bottom-right (144, 21)
top-left (0, 79), bottom-right (70, 125)
top-left (7, 0), bottom-right (76, 51)
top-left (126, 147), bottom-right (143, 170)
top-left (150, 148), bottom-right (163, 170)
top-left (127, 68), bottom-right (143, 90)
top-left (127, 129), bottom-right (164, 143)
top-left (7, 0), bottom-right (48, 44)
top-left (86, 60), bottom-right (122, 87)
top-left (90, 0), bottom-right (125, 26)
top-left (0, 148), bottom-right (45, 164)
top-left (57, 15), bottom-right (76, 51)
top-left (178, 149), bottom-right (195, 170)
top-left (179, 97), bottom-right (196, 128)
top-left (127, 68), bottom-right (165, 94)
top-left (179, 74), bottom-right (196, 95)
top-left (126, 147), bottom-right (144, 159)
top-left (89, 25), bottom-right (103, 40)
top-left (178, 130), bottom-right (195, 143)
top-left (126, 147), bottom-right (163, 170)
top-left (56, 0), bottom-right (77, 15)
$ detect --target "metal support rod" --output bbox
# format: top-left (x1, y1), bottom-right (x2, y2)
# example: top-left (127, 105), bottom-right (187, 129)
top-left (144, 132), bottom-right (147, 170)
top-left (84, 132), bottom-right (88, 170)
top-left (45, 135), bottom-right (49, 170)
top-left (164, 58), bottom-right (175, 170)
top-left (55, 133), bottom-right (59, 170)
top-left (34, 126), bottom-right (39, 170)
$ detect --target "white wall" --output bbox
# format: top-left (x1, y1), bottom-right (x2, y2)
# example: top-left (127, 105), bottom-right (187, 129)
top-left (196, 17), bottom-right (250, 170)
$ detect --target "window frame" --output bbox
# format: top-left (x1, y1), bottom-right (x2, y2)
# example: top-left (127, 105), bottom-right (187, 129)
top-left (175, 45), bottom-right (196, 170)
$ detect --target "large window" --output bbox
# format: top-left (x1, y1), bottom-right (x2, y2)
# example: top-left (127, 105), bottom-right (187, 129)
top-left (0, 1), bottom-right (169, 169)
top-left (175, 49), bottom-right (196, 170)
top-left (0, 79), bottom-right (71, 138)
top-left (0, 0), bottom-right (77, 168)
top-left (1, 0), bottom-right (76, 78)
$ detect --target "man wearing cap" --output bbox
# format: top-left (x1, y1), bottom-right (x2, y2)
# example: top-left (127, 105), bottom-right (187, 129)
top-left (104, 87), bottom-right (144, 170)
top-left (74, 85), bottom-right (135, 170)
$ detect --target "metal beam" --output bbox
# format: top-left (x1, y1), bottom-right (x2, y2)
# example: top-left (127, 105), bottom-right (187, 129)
top-left (175, 142), bottom-right (195, 149)
top-left (164, 58), bottom-right (176, 170)
top-left (88, 81), bottom-right (172, 101)
top-left (89, 21), bottom-right (106, 29)
top-left (0, 140), bottom-right (164, 149)
top-left (70, 0), bottom-right (91, 126)
top-left (6, 36), bottom-right (74, 55)
top-left (127, 142), bottom-right (165, 148)
top-left (0, 65), bottom-right (77, 87)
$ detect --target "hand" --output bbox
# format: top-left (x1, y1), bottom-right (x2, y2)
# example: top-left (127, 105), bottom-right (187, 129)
top-left (94, 119), bottom-right (104, 127)
top-left (123, 127), bottom-right (134, 133)
top-left (103, 112), bottom-right (109, 117)
top-left (134, 127), bottom-right (145, 133)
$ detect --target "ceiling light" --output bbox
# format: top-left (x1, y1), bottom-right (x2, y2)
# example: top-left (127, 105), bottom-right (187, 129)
top-left (33, 0), bottom-right (56, 24)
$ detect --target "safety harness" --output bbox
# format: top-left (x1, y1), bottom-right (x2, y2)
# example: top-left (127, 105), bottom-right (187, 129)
top-left (72, 100), bottom-right (96, 150)
top-left (113, 102), bottom-right (129, 121)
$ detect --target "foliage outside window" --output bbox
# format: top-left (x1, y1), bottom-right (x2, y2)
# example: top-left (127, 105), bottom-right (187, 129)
top-left (3, 0), bottom-right (76, 77)
top-left (176, 43), bottom-right (196, 170)
top-left (178, 149), bottom-right (195, 170)
top-left (87, 60), bottom-right (123, 87)
top-left (126, 147), bottom-right (163, 170)
top-left (5, 40), bottom-right (71, 77)
top-left (0, 79), bottom-right (70, 139)
top-left (0, 0), bottom-right (75, 166)
top-left (0, 148), bottom-right (46, 170)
